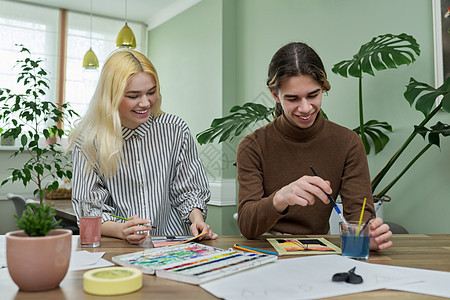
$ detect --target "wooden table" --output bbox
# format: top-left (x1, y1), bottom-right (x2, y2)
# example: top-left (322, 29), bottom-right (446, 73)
top-left (45, 199), bottom-right (77, 223)
top-left (1, 234), bottom-right (449, 299)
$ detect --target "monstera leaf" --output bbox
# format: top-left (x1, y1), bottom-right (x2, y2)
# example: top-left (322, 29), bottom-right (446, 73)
top-left (404, 77), bottom-right (450, 117)
top-left (332, 33), bottom-right (420, 155)
top-left (196, 104), bottom-right (333, 145)
top-left (196, 103), bottom-right (274, 145)
top-left (415, 122), bottom-right (450, 147)
top-left (332, 33), bottom-right (420, 78)
top-left (353, 120), bottom-right (392, 154)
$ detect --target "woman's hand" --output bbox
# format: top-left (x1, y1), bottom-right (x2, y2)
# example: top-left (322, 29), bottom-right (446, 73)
top-left (273, 175), bottom-right (332, 213)
top-left (369, 217), bottom-right (393, 250)
top-left (122, 215), bottom-right (153, 245)
top-left (189, 208), bottom-right (218, 240)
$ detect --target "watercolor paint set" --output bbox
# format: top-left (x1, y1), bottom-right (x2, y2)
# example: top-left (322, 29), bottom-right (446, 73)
top-left (156, 248), bottom-right (277, 284)
top-left (150, 231), bottom-right (207, 248)
top-left (112, 242), bottom-right (277, 284)
top-left (112, 242), bottom-right (223, 274)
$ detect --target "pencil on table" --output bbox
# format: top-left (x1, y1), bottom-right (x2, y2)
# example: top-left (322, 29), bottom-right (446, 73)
top-left (233, 244), bottom-right (278, 256)
top-left (109, 214), bottom-right (157, 229)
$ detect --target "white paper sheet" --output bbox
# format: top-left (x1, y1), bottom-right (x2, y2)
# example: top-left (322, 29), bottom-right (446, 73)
top-left (0, 235), bottom-right (113, 271)
top-left (69, 250), bottom-right (114, 271)
top-left (70, 250), bottom-right (104, 266)
top-left (385, 265), bottom-right (450, 298)
top-left (200, 255), bottom-right (421, 300)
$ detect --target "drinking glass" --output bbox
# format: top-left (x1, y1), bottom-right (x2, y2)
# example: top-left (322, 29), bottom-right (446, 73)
top-left (79, 199), bottom-right (102, 247)
top-left (340, 222), bottom-right (370, 260)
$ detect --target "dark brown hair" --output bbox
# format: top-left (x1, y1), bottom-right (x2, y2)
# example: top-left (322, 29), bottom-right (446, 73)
top-left (267, 42), bottom-right (331, 117)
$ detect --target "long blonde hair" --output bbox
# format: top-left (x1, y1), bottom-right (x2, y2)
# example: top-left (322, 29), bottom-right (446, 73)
top-left (68, 49), bottom-right (163, 178)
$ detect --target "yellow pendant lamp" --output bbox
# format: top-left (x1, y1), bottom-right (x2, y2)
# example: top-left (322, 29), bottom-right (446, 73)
top-left (83, 0), bottom-right (99, 69)
top-left (83, 47), bottom-right (99, 69)
top-left (116, 0), bottom-right (136, 48)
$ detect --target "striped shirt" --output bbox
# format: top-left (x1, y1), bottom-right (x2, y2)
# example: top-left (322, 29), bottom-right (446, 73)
top-left (72, 113), bottom-right (210, 235)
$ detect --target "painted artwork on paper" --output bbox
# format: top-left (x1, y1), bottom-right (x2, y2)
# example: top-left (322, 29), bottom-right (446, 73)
top-left (267, 238), bottom-right (341, 255)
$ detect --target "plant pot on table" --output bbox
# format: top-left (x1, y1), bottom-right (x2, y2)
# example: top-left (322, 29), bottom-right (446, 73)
top-left (5, 229), bottom-right (72, 291)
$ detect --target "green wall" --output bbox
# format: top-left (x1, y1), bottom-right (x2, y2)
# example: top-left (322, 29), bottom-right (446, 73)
top-left (148, 0), bottom-right (240, 234)
top-left (207, 205), bottom-right (239, 235)
top-left (148, 0), bottom-right (450, 235)
top-left (148, 0), bottom-right (224, 179)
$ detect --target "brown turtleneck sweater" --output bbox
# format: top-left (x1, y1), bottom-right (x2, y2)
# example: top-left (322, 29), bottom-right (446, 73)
top-left (236, 112), bottom-right (374, 239)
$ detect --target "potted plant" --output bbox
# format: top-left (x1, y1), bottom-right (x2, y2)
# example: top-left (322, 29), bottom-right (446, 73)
top-left (195, 33), bottom-right (450, 201)
top-left (0, 45), bottom-right (78, 202)
top-left (45, 125), bottom-right (58, 145)
top-left (331, 33), bottom-right (420, 155)
top-left (6, 203), bottom-right (72, 291)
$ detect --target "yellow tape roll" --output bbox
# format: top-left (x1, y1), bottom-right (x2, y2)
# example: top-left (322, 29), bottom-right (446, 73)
top-left (83, 267), bottom-right (142, 295)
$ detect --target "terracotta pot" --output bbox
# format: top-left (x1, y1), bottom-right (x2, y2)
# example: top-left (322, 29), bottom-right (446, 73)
top-left (46, 137), bottom-right (57, 145)
top-left (6, 229), bottom-right (72, 291)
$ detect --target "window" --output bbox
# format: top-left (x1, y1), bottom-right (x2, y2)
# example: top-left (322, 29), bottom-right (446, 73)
top-left (0, 1), bottom-right (59, 135)
top-left (65, 12), bottom-right (147, 126)
top-left (0, 1), bottom-right (148, 135)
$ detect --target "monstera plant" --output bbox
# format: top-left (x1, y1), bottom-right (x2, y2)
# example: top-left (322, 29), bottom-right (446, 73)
top-left (196, 102), bottom-right (274, 144)
top-left (332, 33), bottom-right (420, 154)
top-left (196, 33), bottom-right (450, 199)
top-left (372, 77), bottom-right (450, 199)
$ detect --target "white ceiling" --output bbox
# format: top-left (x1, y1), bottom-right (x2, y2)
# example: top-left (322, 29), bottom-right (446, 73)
top-left (15, 0), bottom-right (201, 29)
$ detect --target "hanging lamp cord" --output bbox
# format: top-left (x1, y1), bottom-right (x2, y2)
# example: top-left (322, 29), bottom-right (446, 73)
top-left (89, 0), bottom-right (93, 47)
top-left (125, 0), bottom-right (128, 23)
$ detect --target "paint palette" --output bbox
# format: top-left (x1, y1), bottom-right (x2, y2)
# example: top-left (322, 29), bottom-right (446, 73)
top-left (112, 242), bottom-right (277, 285)
top-left (112, 243), bottom-right (223, 274)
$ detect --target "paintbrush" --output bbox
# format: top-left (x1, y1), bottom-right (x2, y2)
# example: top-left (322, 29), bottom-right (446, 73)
top-left (309, 166), bottom-right (349, 227)
top-left (110, 214), bottom-right (157, 229)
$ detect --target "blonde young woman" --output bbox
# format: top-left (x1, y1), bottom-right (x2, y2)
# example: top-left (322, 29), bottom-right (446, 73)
top-left (69, 49), bottom-right (217, 245)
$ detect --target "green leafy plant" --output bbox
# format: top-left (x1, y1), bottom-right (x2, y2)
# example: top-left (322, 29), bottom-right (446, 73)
top-left (0, 45), bottom-right (79, 202)
top-left (331, 33), bottom-right (420, 154)
top-left (14, 203), bottom-right (61, 237)
top-left (197, 103), bottom-right (274, 144)
top-left (372, 77), bottom-right (450, 198)
top-left (196, 104), bottom-right (329, 145)
top-left (47, 126), bottom-right (58, 138)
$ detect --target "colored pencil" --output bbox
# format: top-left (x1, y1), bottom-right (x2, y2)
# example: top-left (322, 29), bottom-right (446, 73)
top-left (233, 244), bottom-right (278, 256)
top-left (358, 197), bottom-right (384, 235)
top-left (109, 214), bottom-right (157, 229)
top-left (357, 197), bottom-right (367, 235)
